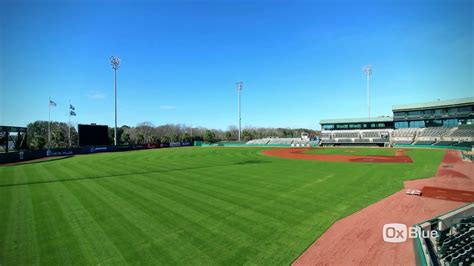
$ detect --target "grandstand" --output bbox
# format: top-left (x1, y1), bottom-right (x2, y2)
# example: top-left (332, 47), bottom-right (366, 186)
top-left (450, 126), bottom-right (474, 139)
top-left (392, 128), bottom-right (418, 145)
top-left (320, 117), bottom-right (393, 146)
top-left (320, 97), bottom-right (474, 149)
top-left (268, 138), bottom-right (298, 145)
top-left (246, 138), bottom-right (271, 145)
top-left (414, 203), bottom-right (474, 266)
top-left (245, 136), bottom-right (318, 147)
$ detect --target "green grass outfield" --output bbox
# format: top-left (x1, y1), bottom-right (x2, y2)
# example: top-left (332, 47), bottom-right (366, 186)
top-left (304, 147), bottom-right (396, 156)
top-left (0, 147), bottom-right (444, 265)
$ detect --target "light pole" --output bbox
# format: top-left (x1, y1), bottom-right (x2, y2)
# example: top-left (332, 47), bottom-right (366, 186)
top-left (363, 65), bottom-right (373, 118)
top-left (110, 56), bottom-right (121, 146)
top-left (236, 81), bottom-right (243, 141)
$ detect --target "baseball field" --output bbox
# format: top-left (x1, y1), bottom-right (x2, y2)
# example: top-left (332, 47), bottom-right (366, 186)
top-left (0, 147), bottom-right (445, 264)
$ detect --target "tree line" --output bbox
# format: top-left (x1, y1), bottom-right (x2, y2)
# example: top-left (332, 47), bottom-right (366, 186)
top-left (25, 120), bottom-right (320, 150)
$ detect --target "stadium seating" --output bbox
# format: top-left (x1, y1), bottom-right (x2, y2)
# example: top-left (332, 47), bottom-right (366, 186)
top-left (361, 131), bottom-right (379, 138)
top-left (354, 139), bottom-right (371, 143)
top-left (392, 128), bottom-right (418, 138)
top-left (246, 138), bottom-right (319, 146)
top-left (321, 126), bottom-right (472, 148)
top-left (361, 131), bottom-right (389, 138)
top-left (333, 131), bottom-right (359, 138)
top-left (319, 130), bottom-right (392, 146)
top-left (419, 127), bottom-right (453, 138)
top-left (433, 141), bottom-right (456, 146)
top-left (246, 139), bottom-right (270, 145)
top-left (393, 140), bottom-right (410, 145)
top-left (392, 128), bottom-right (417, 144)
top-left (449, 127), bottom-right (474, 138)
top-left (293, 140), bottom-right (313, 147)
top-left (434, 215), bottom-right (474, 265)
top-left (321, 132), bottom-right (332, 139)
top-left (414, 202), bottom-right (474, 266)
top-left (268, 138), bottom-right (298, 145)
top-left (414, 140), bottom-right (435, 145)
top-left (453, 141), bottom-right (474, 148)
top-left (337, 139), bottom-right (353, 143)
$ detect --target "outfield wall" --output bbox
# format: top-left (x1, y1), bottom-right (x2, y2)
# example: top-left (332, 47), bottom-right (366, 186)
top-left (393, 144), bottom-right (472, 151)
top-left (0, 142), bottom-right (193, 164)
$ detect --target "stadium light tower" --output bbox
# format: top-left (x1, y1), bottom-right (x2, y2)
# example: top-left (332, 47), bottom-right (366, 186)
top-left (236, 81), bottom-right (243, 141)
top-left (363, 65), bottom-right (373, 118)
top-left (110, 56), bottom-right (121, 146)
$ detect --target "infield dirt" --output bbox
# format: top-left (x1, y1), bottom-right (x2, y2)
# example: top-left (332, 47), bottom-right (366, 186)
top-left (262, 148), bottom-right (412, 163)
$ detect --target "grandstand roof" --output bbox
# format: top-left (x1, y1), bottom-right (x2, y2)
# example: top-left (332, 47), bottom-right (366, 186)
top-left (320, 116), bottom-right (393, 124)
top-left (392, 97), bottom-right (474, 111)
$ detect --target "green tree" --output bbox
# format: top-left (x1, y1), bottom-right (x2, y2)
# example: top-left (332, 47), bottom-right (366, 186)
top-left (204, 130), bottom-right (216, 143)
top-left (121, 132), bottom-right (131, 144)
top-left (170, 133), bottom-right (179, 142)
top-left (224, 131), bottom-right (232, 140)
top-left (241, 130), bottom-right (253, 142)
top-left (160, 135), bottom-right (170, 143)
top-left (181, 132), bottom-right (191, 142)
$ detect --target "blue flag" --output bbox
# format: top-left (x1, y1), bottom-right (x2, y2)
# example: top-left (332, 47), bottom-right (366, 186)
top-left (70, 111), bottom-right (76, 116)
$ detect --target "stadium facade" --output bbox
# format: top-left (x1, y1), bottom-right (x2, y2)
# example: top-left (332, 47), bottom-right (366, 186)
top-left (392, 97), bottom-right (474, 128)
top-left (319, 97), bottom-right (474, 147)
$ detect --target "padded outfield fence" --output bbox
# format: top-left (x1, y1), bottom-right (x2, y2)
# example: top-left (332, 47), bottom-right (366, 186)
top-left (0, 141), bottom-right (193, 164)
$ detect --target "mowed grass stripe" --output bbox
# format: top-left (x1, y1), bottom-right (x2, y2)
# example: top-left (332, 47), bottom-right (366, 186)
top-left (74, 178), bottom-right (193, 264)
top-left (52, 163), bottom-right (128, 264)
top-left (123, 173), bottom-right (268, 237)
top-left (128, 171), bottom-right (281, 239)
top-left (0, 147), bottom-right (444, 264)
top-left (97, 176), bottom-right (248, 264)
top-left (126, 162), bottom-right (364, 263)
top-left (64, 179), bottom-right (173, 264)
top-left (27, 165), bottom-right (81, 265)
top-left (1, 174), bottom-right (40, 264)
top-left (145, 168), bottom-right (299, 226)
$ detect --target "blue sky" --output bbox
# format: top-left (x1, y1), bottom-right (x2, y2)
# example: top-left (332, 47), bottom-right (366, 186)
top-left (1, 0), bottom-right (472, 130)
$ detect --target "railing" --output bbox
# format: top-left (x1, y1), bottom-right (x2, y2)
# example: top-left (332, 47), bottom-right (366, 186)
top-left (461, 151), bottom-right (474, 162)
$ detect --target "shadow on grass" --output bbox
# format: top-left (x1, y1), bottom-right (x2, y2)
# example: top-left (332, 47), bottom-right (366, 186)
top-left (235, 159), bottom-right (270, 165)
top-left (1, 156), bottom-right (75, 167)
top-left (0, 160), bottom-right (271, 188)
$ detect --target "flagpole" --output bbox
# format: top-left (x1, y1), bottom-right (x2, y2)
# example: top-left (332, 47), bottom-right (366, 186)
top-left (48, 97), bottom-right (51, 149)
top-left (68, 99), bottom-right (71, 147)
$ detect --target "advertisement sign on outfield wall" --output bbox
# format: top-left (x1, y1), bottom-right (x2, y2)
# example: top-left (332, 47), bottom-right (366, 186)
top-left (170, 142), bottom-right (181, 147)
top-left (1, 141), bottom-right (194, 164)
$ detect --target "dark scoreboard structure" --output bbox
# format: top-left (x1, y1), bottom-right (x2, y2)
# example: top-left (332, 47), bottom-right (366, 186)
top-left (78, 124), bottom-right (109, 146)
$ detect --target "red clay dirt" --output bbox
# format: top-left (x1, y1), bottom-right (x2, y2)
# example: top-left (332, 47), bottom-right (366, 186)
top-left (292, 149), bottom-right (473, 266)
top-left (262, 148), bottom-right (413, 163)
top-left (421, 186), bottom-right (474, 202)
